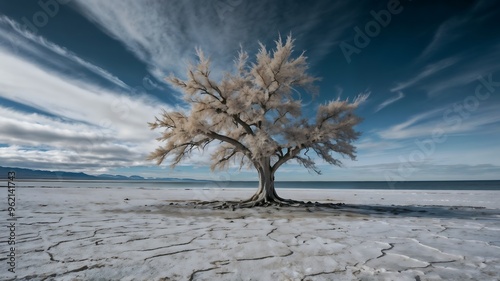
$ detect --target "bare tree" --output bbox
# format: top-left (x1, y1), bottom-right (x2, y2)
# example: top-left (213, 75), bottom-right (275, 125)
top-left (149, 35), bottom-right (367, 207)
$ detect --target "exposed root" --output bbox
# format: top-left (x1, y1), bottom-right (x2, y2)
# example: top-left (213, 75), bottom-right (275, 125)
top-left (207, 197), bottom-right (345, 210)
top-left (236, 197), bottom-right (303, 208)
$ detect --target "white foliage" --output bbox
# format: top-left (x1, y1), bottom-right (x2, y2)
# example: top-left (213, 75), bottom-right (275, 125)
top-left (150, 35), bottom-right (366, 174)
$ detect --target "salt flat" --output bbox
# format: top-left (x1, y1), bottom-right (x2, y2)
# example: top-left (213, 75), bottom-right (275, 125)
top-left (1, 187), bottom-right (500, 280)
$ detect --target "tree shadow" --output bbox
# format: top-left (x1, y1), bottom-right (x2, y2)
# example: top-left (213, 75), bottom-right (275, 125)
top-left (300, 203), bottom-right (500, 220)
top-left (188, 200), bottom-right (500, 220)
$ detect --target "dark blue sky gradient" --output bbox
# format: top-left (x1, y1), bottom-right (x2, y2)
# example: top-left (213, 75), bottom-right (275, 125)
top-left (0, 0), bottom-right (499, 181)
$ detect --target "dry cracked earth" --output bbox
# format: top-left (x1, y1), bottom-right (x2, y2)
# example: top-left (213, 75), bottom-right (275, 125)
top-left (2, 193), bottom-right (500, 280)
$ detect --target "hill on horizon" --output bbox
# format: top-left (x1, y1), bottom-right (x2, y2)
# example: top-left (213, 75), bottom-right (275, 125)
top-left (0, 166), bottom-right (196, 181)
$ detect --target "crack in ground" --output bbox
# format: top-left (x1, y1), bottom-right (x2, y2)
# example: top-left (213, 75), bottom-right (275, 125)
top-left (125, 234), bottom-right (205, 252)
top-left (236, 255), bottom-right (276, 261)
top-left (377, 243), bottom-right (395, 259)
top-left (189, 266), bottom-right (219, 281)
top-left (46, 228), bottom-right (102, 262)
top-left (47, 229), bottom-right (100, 252)
top-left (40, 264), bottom-right (105, 281)
top-left (20, 216), bottom-right (63, 225)
top-left (266, 227), bottom-right (280, 242)
top-left (210, 259), bottom-right (231, 266)
top-left (397, 259), bottom-right (459, 273)
top-left (77, 218), bottom-right (116, 224)
top-left (46, 251), bottom-right (88, 263)
top-left (17, 230), bottom-right (41, 240)
top-left (301, 266), bottom-right (348, 281)
top-left (266, 227), bottom-right (278, 236)
top-left (144, 248), bottom-right (200, 261)
top-left (118, 236), bottom-right (150, 243)
top-left (236, 250), bottom-right (294, 261)
top-left (315, 228), bottom-right (339, 231)
top-left (437, 225), bottom-right (449, 234)
top-left (117, 226), bottom-right (214, 243)
top-left (47, 252), bottom-right (56, 262)
top-left (217, 271), bottom-right (235, 275)
top-left (420, 259), bottom-right (459, 270)
top-left (363, 243), bottom-right (395, 265)
top-left (19, 237), bottom-right (43, 244)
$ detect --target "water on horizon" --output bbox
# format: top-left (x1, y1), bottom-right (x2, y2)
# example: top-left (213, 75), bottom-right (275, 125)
top-left (12, 180), bottom-right (500, 190)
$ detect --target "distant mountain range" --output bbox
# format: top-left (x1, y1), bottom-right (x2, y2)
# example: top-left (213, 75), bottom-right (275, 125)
top-left (0, 166), bottom-right (202, 181)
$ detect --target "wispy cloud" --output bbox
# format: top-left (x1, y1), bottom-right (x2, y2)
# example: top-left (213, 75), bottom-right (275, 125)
top-left (390, 57), bottom-right (460, 93)
top-left (0, 47), bottom-right (173, 171)
top-left (72, 0), bottom-right (362, 81)
top-left (0, 16), bottom-right (129, 89)
top-left (393, 1), bottom-right (500, 97)
top-left (374, 91), bottom-right (405, 112)
top-left (424, 47), bottom-right (500, 97)
top-left (377, 105), bottom-right (500, 140)
top-left (418, 0), bottom-right (499, 60)
top-left (391, 45), bottom-right (500, 97)
top-left (418, 17), bottom-right (467, 61)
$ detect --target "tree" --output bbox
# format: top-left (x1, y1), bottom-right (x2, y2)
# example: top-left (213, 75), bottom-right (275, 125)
top-left (149, 35), bottom-right (367, 207)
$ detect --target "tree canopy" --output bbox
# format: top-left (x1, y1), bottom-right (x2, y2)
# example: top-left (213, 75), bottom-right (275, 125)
top-left (149, 35), bottom-right (366, 206)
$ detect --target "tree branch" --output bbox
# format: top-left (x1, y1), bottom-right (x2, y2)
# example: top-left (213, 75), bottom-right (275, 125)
top-left (206, 131), bottom-right (252, 157)
top-left (271, 147), bottom-right (300, 173)
top-left (231, 114), bottom-right (254, 135)
top-left (212, 150), bottom-right (238, 169)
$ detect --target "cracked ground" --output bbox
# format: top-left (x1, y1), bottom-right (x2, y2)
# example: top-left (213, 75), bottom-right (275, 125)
top-left (1, 187), bottom-right (499, 280)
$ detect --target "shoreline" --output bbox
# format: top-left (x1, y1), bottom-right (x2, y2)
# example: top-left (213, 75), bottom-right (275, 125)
top-left (12, 179), bottom-right (500, 192)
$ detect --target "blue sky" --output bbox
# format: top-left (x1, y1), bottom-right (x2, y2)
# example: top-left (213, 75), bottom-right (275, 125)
top-left (0, 0), bottom-right (499, 182)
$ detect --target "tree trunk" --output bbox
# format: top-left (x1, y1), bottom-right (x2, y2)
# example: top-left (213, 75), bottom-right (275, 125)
top-left (248, 157), bottom-right (281, 202)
